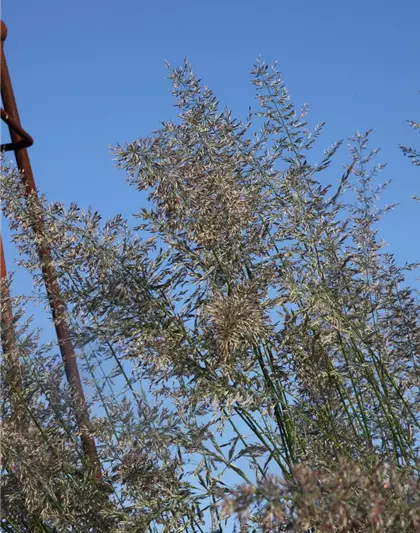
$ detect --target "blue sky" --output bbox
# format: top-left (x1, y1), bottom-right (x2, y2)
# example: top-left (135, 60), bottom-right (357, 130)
top-left (2, 0), bottom-right (419, 270)
top-left (1, 2), bottom-right (419, 524)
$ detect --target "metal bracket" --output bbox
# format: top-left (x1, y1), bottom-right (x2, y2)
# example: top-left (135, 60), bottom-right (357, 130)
top-left (1, 107), bottom-right (34, 151)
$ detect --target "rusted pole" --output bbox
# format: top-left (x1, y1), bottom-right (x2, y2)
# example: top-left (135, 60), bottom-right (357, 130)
top-left (1, 20), bottom-right (101, 478)
top-left (0, 233), bottom-right (18, 359)
top-left (0, 232), bottom-right (27, 428)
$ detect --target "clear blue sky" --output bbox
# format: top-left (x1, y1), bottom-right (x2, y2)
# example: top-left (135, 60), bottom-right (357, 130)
top-left (2, 0), bottom-right (419, 274)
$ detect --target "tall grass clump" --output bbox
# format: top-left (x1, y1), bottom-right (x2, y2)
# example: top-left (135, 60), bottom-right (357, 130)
top-left (1, 61), bottom-right (419, 532)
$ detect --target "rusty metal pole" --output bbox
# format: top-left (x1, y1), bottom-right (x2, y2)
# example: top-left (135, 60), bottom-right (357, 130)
top-left (1, 20), bottom-right (101, 478)
top-left (0, 232), bottom-right (28, 428)
top-left (0, 233), bottom-right (18, 359)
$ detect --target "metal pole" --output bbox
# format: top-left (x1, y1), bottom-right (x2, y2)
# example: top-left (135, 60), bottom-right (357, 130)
top-left (0, 233), bottom-right (24, 424)
top-left (0, 233), bottom-right (18, 359)
top-left (1, 20), bottom-right (101, 478)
